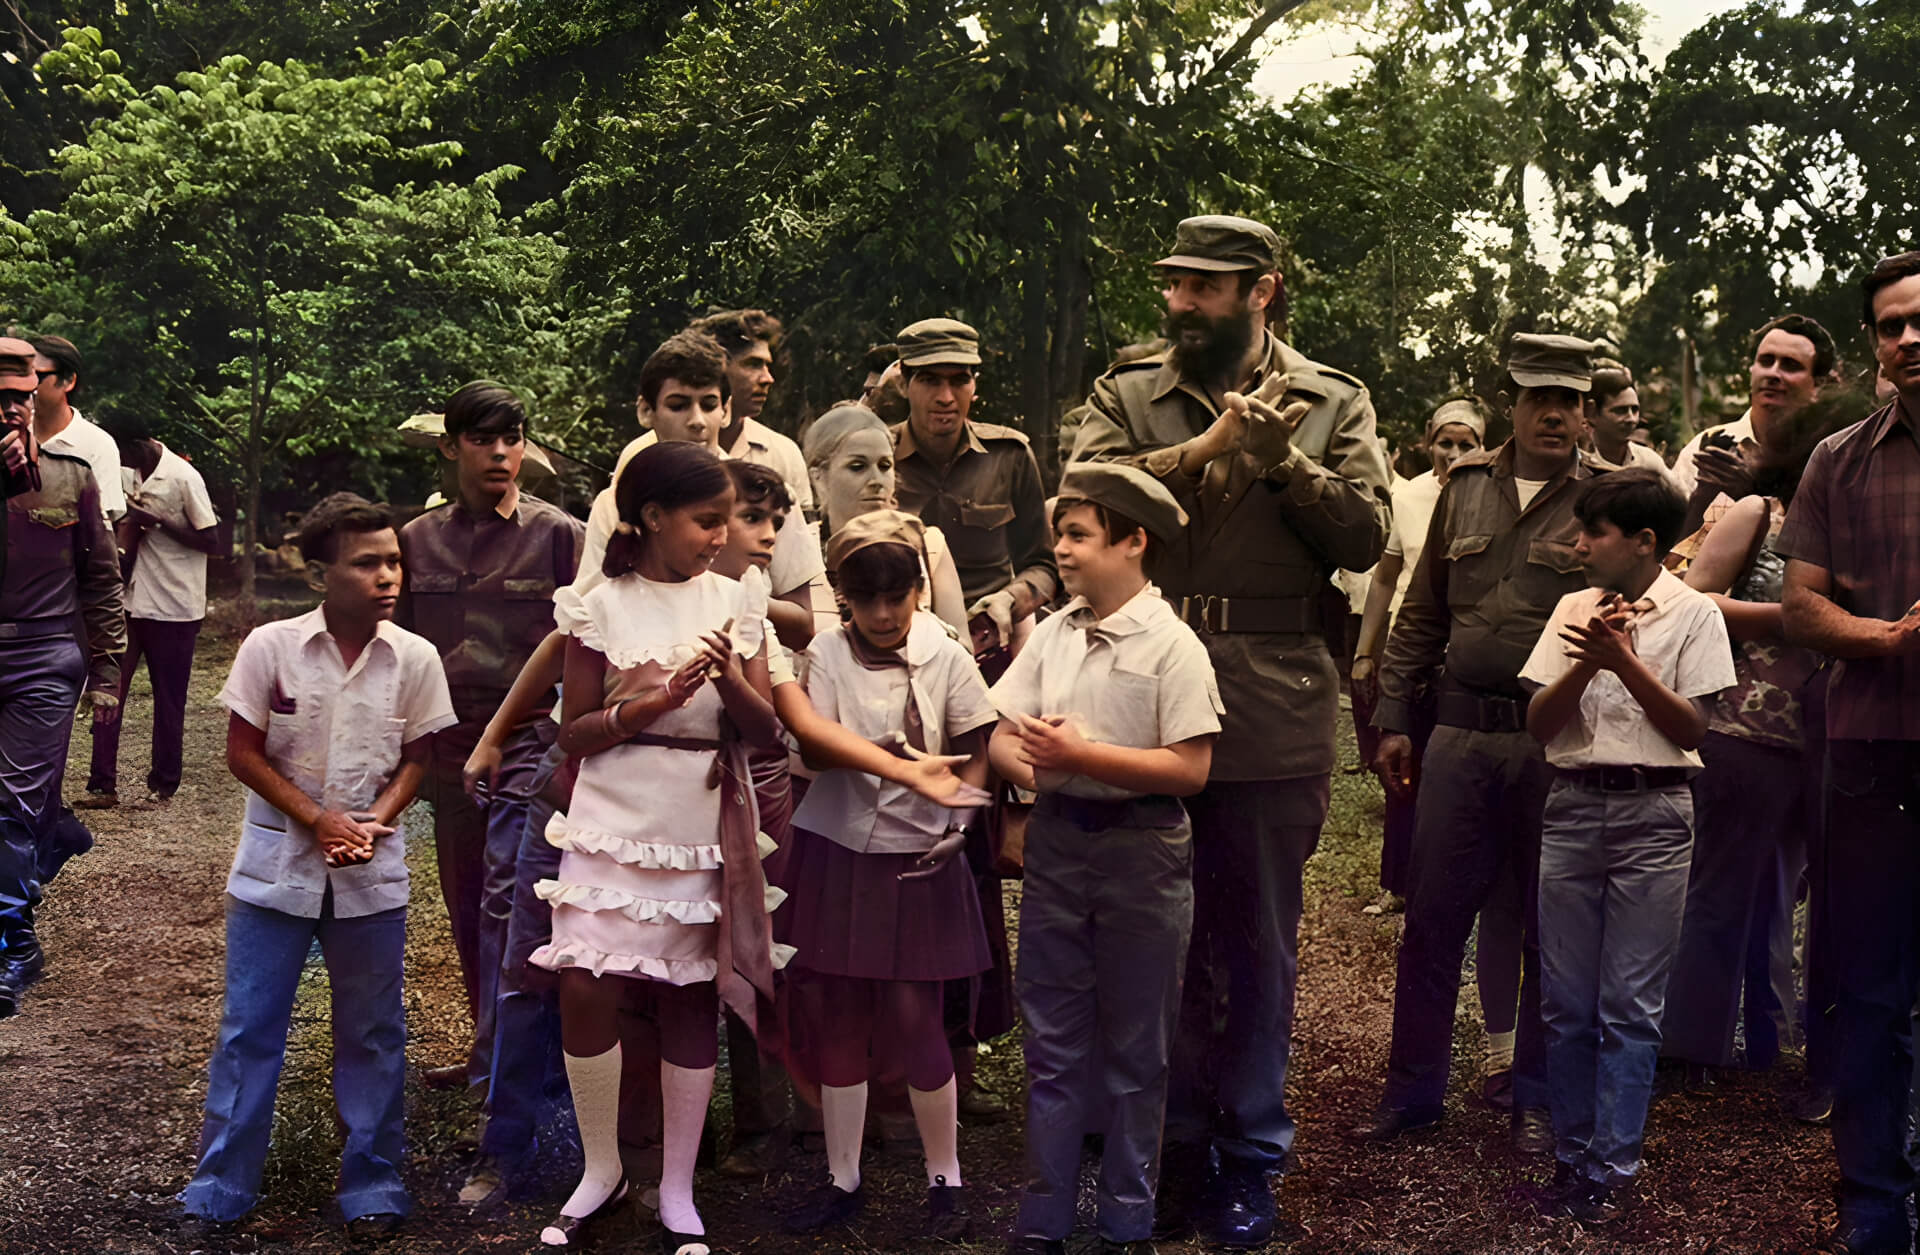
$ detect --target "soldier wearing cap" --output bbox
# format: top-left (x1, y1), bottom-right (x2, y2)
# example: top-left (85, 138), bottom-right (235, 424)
top-left (1356, 332), bottom-right (1608, 1153)
top-left (0, 335), bottom-right (125, 1017)
top-left (890, 318), bottom-right (1058, 657)
top-left (1070, 214), bottom-right (1391, 1247)
top-left (987, 462), bottom-right (1223, 1255)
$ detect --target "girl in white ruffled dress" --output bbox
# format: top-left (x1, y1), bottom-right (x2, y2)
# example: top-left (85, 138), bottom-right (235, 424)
top-left (531, 441), bottom-right (788, 1255)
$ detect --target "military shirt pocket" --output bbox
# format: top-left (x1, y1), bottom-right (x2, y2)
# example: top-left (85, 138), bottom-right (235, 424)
top-left (1522, 537), bottom-right (1584, 601)
top-left (407, 571), bottom-right (462, 645)
top-left (1443, 533), bottom-right (1497, 604)
top-left (950, 501), bottom-right (1016, 569)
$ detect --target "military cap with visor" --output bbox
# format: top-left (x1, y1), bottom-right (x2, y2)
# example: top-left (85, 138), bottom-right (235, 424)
top-left (1057, 462), bottom-right (1189, 544)
top-left (0, 337), bottom-right (36, 390)
top-left (1155, 215), bottom-right (1281, 274)
top-left (895, 318), bottom-right (982, 369)
top-left (1506, 333), bottom-right (1597, 393)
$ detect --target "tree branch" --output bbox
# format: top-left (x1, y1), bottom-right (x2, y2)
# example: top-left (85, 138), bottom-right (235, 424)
top-left (1189, 0), bottom-right (1314, 96)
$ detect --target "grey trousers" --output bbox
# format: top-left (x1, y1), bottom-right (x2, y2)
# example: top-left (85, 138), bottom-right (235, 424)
top-left (1017, 797), bottom-right (1194, 1242)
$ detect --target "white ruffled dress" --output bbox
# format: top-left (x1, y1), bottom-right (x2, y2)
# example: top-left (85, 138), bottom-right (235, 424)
top-left (530, 569), bottom-right (789, 985)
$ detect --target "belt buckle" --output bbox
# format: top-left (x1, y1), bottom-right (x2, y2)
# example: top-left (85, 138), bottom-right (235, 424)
top-left (1598, 765), bottom-right (1637, 792)
top-left (1479, 695), bottom-right (1518, 734)
top-left (1182, 595), bottom-right (1224, 633)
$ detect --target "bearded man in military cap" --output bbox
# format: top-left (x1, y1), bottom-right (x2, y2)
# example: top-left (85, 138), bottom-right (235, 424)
top-left (1355, 333), bottom-right (1609, 1158)
top-left (1069, 214), bottom-right (1391, 1248)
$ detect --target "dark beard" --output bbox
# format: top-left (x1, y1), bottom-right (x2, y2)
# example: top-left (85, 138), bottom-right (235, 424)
top-left (1163, 307), bottom-right (1257, 384)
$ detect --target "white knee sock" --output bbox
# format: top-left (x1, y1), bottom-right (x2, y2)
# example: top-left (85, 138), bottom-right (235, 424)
top-left (1486, 1030), bottom-right (1516, 1074)
top-left (909, 1079), bottom-right (961, 1186)
top-left (820, 1082), bottom-right (869, 1192)
top-left (550, 1043), bottom-right (624, 1233)
top-left (658, 1061), bottom-right (716, 1235)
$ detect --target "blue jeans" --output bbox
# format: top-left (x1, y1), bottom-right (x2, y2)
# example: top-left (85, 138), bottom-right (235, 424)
top-left (0, 635), bottom-right (85, 954)
top-left (479, 745), bottom-right (565, 1161)
top-left (1538, 780), bottom-right (1693, 1187)
top-left (183, 894), bottom-right (410, 1222)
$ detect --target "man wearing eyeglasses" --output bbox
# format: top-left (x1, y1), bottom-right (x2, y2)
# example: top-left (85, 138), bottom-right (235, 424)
top-left (24, 334), bottom-right (124, 523)
top-left (0, 335), bottom-right (126, 1018)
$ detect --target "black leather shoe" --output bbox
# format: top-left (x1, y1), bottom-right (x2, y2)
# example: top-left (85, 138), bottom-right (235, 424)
top-left (1510, 1106), bottom-right (1554, 1155)
top-left (6, 940), bottom-right (46, 989)
top-left (1004, 1239), bottom-right (1067, 1255)
top-left (924, 1175), bottom-right (971, 1240)
top-left (1349, 1104), bottom-right (1444, 1143)
top-left (539, 1175), bottom-right (629, 1248)
top-left (782, 1179), bottom-right (863, 1233)
top-left (1566, 1179), bottom-right (1619, 1225)
top-left (344, 1211), bottom-right (404, 1244)
top-left (1197, 1158), bottom-right (1277, 1249)
top-left (1150, 1142), bottom-right (1210, 1240)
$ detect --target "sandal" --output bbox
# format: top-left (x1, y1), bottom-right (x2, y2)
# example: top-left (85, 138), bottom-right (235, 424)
top-left (539, 1174), bottom-right (629, 1247)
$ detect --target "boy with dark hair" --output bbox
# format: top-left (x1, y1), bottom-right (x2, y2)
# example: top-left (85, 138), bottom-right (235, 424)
top-left (990, 463), bottom-right (1222, 1255)
top-left (182, 492), bottom-right (454, 1241)
top-left (1520, 467), bottom-right (1735, 1223)
top-left (79, 407), bottom-right (221, 811)
top-left (397, 381), bottom-right (585, 1104)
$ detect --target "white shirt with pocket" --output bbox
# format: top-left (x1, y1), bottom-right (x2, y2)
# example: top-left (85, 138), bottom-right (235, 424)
top-left (125, 444), bottom-right (219, 621)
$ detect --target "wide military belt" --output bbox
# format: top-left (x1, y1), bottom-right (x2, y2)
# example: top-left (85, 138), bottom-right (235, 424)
top-left (1435, 689), bottom-right (1527, 734)
top-left (0, 615), bottom-right (78, 640)
top-left (1171, 594), bottom-right (1319, 634)
top-left (1558, 764), bottom-right (1694, 792)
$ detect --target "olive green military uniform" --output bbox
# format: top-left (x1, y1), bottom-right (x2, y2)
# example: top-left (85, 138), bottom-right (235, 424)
top-left (1371, 338), bottom-right (1608, 1128)
top-left (891, 418), bottom-right (1058, 609)
top-left (1071, 327), bottom-right (1390, 1177)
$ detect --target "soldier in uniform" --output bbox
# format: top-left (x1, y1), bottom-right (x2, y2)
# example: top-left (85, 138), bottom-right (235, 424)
top-left (889, 316), bottom-right (1058, 1123)
top-left (0, 335), bottom-right (125, 1017)
top-left (1070, 215), bottom-right (1391, 1247)
top-left (1357, 334), bottom-right (1606, 1155)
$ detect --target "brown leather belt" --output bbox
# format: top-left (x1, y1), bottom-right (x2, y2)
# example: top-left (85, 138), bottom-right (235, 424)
top-left (1435, 690), bottom-right (1527, 733)
top-left (1559, 765), bottom-right (1693, 792)
top-left (1171, 594), bottom-right (1319, 634)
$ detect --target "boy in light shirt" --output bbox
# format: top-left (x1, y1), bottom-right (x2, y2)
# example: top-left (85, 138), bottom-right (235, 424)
top-left (989, 463), bottom-right (1222, 1255)
top-left (1520, 468), bottom-right (1736, 1224)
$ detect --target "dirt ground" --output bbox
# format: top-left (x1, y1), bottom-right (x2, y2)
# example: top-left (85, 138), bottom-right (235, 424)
top-left (0, 594), bottom-right (1843, 1254)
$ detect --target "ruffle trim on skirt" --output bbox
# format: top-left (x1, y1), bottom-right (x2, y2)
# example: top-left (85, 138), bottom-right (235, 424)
top-left (527, 940), bottom-right (718, 984)
top-left (545, 816), bottom-right (723, 869)
top-left (536, 880), bottom-right (722, 925)
top-left (535, 878), bottom-right (789, 921)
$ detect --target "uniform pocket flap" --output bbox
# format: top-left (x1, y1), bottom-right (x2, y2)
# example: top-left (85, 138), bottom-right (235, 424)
top-left (411, 572), bottom-right (459, 594)
top-left (1527, 538), bottom-right (1583, 574)
top-left (503, 578), bottom-right (556, 598)
top-left (1446, 533), bottom-right (1494, 560)
top-left (959, 501), bottom-right (1017, 530)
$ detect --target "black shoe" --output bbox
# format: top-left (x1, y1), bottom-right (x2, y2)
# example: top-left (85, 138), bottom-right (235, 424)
top-left (782, 1179), bottom-right (863, 1233)
top-left (458, 1153), bottom-right (511, 1209)
top-left (1150, 1142), bottom-right (1210, 1241)
top-left (1510, 1106), bottom-right (1554, 1155)
top-left (1004, 1239), bottom-right (1067, 1255)
top-left (1349, 1103), bottom-right (1444, 1143)
top-left (661, 1229), bottom-right (712, 1255)
top-left (1788, 1082), bottom-right (1835, 1126)
top-left (1566, 1179), bottom-right (1620, 1224)
top-left (0, 972), bottom-right (18, 1019)
top-left (1196, 1158), bottom-right (1277, 1249)
top-left (344, 1211), bottom-right (404, 1244)
top-left (1528, 1160), bottom-right (1584, 1217)
top-left (924, 1175), bottom-right (972, 1241)
top-left (539, 1175), bottom-right (629, 1248)
top-left (3, 940), bottom-right (44, 989)
top-left (1481, 1069), bottom-right (1515, 1111)
top-left (958, 1081), bottom-right (1011, 1126)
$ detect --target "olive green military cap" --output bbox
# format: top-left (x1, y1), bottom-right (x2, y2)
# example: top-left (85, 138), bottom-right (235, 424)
top-left (1057, 462), bottom-right (1189, 543)
top-left (1507, 333), bottom-right (1597, 393)
top-left (1155, 215), bottom-right (1280, 274)
top-left (895, 318), bottom-right (981, 368)
top-left (0, 336), bottom-right (35, 390)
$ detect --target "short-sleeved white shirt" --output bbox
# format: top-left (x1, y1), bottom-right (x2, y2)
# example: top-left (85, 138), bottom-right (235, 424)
top-left (219, 609), bottom-right (456, 918)
top-left (125, 444), bottom-right (218, 621)
top-left (41, 409), bottom-right (126, 520)
top-left (1382, 471), bottom-right (1442, 618)
top-left (790, 612), bottom-right (997, 854)
top-left (990, 584), bottom-right (1223, 800)
top-left (1519, 569), bottom-right (1736, 770)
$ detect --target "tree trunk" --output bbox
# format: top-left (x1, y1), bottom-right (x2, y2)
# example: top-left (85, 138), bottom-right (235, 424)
top-left (1045, 229), bottom-right (1091, 475)
top-left (1018, 244), bottom-right (1054, 468)
top-left (237, 258), bottom-right (266, 623)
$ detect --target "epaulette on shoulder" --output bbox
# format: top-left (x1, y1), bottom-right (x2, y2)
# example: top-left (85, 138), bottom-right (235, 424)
top-left (1309, 363), bottom-right (1366, 391)
top-left (1104, 352), bottom-right (1168, 379)
top-left (972, 421), bottom-right (1032, 446)
top-left (1446, 447), bottom-right (1500, 475)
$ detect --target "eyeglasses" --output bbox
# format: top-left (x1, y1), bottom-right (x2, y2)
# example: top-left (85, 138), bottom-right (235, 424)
top-left (33, 370), bottom-right (58, 383)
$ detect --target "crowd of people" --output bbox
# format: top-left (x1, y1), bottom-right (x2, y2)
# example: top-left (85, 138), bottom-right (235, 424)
top-left (4, 214), bottom-right (1920, 1255)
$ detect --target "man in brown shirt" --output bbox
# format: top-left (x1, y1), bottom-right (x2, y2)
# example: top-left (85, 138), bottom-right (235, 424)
top-left (1778, 251), bottom-right (1920, 1255)
top-left (1358, 334), bottom-right (1605, 1155)
top-left (396, 382), bottom-right (584, 1099)
top-left (1070, 215), bottom-right (1390, 1247)
top-left (890, 319), bottom-right (1058, 652)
